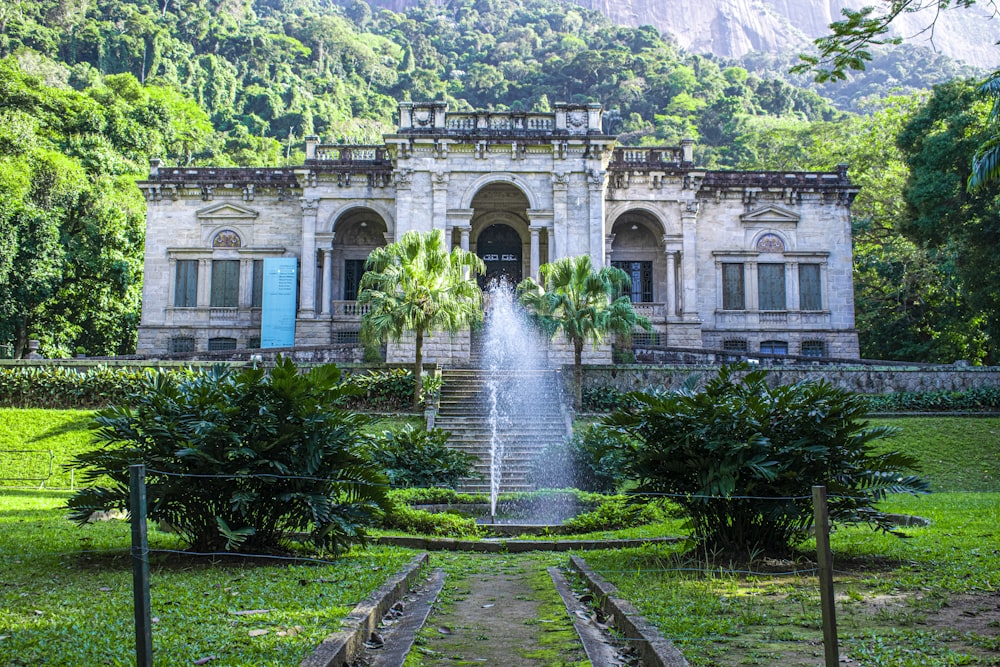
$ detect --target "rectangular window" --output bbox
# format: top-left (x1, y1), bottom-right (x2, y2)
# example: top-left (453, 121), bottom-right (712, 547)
top-left (343, 259), bottom-right (368, 301)
top-left (801, 340), bottom-right (825, 357)
top-left (210, 260), bottom-right (240, 308)
top-left (174, 260), bottom-right (198, 307)
top-left (170, 337), bottom-right (195, 353)
top-left (252, 259), bottom-right (264, 308)
top-left (760, 340), bottom-right (788, 355)
top-left (799, 264), bottom-right (822, 310)
top-left (758, 263), bottom-right (786, 311)
top-left (611, 261), bottom-right (653, 303)
top-left (722, 263), bottom-right (745, 310)
top-left (722, 339), bottom-right (748, 353)
top-left (208, 337), bottom-right (237, 351)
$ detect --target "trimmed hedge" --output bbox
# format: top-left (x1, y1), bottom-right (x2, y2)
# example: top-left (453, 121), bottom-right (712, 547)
top-left (0, 364), bottom-right (422, 411)
top-left (582, 382), bottom-right (1000, 413)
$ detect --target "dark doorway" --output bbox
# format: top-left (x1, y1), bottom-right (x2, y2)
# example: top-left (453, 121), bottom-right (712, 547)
top-left (476, 224), bottom-right (522, 288)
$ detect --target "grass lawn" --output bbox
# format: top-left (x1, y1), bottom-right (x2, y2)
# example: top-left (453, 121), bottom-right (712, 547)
top-left (0, 409), bottom-right (425, 490)
top-left (0, 489), bottom-right (415, 666)
top-left (576, 415), bottom-right (1000, 666)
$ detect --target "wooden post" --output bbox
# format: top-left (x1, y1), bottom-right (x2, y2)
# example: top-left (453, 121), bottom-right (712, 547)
top-left (130, 464), bottom-right (153, 667)
top-left (813, 485), bottom-right (838, 667)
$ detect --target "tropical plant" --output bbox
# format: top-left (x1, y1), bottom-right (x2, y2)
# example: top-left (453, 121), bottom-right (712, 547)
top-left (359, 229), bottom-right (484, 410)
top-left (364, 424), bottom-right (479, 488)
top-left (603, 364), bottom-right (930, 556)
top-left (517, 255), bottom-right (651, 409)
top-left (969, 70), bottom-right (1000, 191)
top-left (67, 357), bottom-right (390, 553)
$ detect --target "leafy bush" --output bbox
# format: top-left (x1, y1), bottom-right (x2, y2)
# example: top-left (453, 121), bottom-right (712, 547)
top-left (604, 364), bottom-right (929, 556)
top-left (0, 365), bottom-right (155, 408)
top-left (581, 384), bottom-right (631, 412)
top-left (529, 424), bottom-right (630, 493)
top-left (379, 502), bottom-right (481, 537)
top-left (364, 424), bottom-right (478, 488)
top-left (388, 487), bottom-right (487, 505)
top-left (865, 385), bottom-right (1000, 412)
top-left (67, 358), bottom-right (390, 553)
top-left (344, 368), bottom-right (416, 412)
top-left (561, 496), bottom-right (674, 533)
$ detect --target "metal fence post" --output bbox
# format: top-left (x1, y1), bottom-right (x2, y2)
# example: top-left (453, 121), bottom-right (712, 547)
top-left (812, 485), bottom-right (839, 667)
top-left (130, 464), bottom-right (153, 667)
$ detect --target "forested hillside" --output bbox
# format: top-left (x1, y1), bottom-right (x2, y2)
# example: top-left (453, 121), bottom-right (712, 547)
top-left (0, 0), bottom-right (997, 364)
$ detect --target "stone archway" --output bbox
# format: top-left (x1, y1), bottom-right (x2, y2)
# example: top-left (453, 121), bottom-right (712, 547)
top-left (476, 223), bottom-right (522, 287)
top-left (327, 207), bottom-right (388, 310)
top-left (469, 182), bottom-right (532, 288)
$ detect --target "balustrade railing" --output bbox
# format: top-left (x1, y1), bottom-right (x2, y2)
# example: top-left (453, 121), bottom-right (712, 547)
top-left (331, 301), bottom-right (371, 317)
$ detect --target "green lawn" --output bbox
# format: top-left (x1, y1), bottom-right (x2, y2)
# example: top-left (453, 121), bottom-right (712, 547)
top-left (0, 489), bottom-right (414, 667)
top-left (0, 409), bottom-right (425, 490)
top-left (871, 416), bottom-right (1000, 492)
top-left (583, 492), bottom-right (1000, 666)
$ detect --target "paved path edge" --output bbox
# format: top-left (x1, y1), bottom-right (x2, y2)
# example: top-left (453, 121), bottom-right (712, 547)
top-left (299, 552), bottom-right (430, 667)
top-left (569, 555), bottom-right (690, 667)
top-left (376, 535), bottom-right (682, 552)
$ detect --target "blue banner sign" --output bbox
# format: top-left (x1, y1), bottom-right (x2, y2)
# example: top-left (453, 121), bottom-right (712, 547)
top-left (261, 257), bottom-right (298, 348)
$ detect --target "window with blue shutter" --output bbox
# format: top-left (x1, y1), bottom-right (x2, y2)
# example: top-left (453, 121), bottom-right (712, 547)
top-left (722, 263), bottom-right (745, 310)
top-left (174, 260), bottom-right (198, 307)
top-left (210, 260), bottom-right (240, 307)
top-left (799, 264), bottom-right (822, 310)
top-left (758, 263), bottom-right (786, 311)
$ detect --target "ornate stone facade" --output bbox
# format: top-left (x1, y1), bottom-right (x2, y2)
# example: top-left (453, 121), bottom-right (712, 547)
top-left (137, 102), bottom-right (860, 361)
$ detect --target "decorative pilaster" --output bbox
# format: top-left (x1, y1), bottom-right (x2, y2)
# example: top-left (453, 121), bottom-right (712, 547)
top-left (239, 257), bottom-right (252, 309)
top-left (197, 258), bottom-right (211, 306)
top-left (321, 248), bottom-right (333, 317)
top-left (679, 200), bottom-right (699, 321)
top-left (551, 172), bottom-right (568, 261)
top-left (298, 197), bottom-right (319, 318)
top-left (432, 170), bottom-right (449, 231)
top-left (529, 227), bottom-right (541, 279)
top-left (587, 169), bottom-right (607, 266)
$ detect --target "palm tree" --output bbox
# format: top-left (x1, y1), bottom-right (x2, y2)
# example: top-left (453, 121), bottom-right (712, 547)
top-left (517, 255), bottom-right (651, 410)
top-left (359, 229), bottom-right (485, 410)
top-left (969, 70), bottom-right (1000, 191)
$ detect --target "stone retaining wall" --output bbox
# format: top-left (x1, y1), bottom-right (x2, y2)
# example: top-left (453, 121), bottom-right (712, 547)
top-left (579, 364), bottom-right (1000, 394)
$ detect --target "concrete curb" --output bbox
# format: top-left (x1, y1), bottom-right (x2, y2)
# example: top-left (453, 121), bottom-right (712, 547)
top-left (299, 552), bottom-right (429, 667)
top-left (377, 535), bottom-right (682, 552)
top-left (569, 555), bottom-right (689, 667)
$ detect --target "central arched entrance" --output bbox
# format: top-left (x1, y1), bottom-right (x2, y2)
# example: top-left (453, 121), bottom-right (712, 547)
top-left (476, 223), bottom-right (522, 287)
top-left (469, 182), bottom-right (531, 289)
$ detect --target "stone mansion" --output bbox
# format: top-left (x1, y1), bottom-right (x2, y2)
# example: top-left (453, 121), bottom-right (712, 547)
top-left (136, 101), bottom-right (860, 362)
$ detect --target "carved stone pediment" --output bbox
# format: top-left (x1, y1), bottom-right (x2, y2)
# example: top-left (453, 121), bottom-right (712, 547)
top-left (196, 203), bottom-right (259, 221)
top-left (740, 205), bottom-right (799, 226)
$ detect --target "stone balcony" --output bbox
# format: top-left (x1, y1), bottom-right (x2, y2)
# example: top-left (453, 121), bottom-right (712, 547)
top-left (713, 310), bottom-right (831, 330)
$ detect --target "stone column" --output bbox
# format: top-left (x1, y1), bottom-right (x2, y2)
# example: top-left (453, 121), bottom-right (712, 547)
top-left (787, 263), bottom-right (800, 312)
top-left (587, 169), bottom-right (606, 266)
top-left (604, 234), bottom-right (615, 267)
top-left (432, 171), bottom-right (448, 231)
top-left (321, 248), bottom-right (333, 317)
top-left (551, 173), bottom-right (568, 261)
top-left (298, 197), bottom-right (319, 318)
top-left (460, 226), bottom-right (471, 252)
top-left (679, 201), bottom-right (699, 321)
top-left (167, 257), bottom-right (177, 306)
top-left (198, 258), bottom-right (211, 307)
top-left (546, 226), bottom-right (554, 265)
top-left (529, 226), bottom-right (540, 279)
top-left (239, 257), bottom-right (252, 309)
top-left (665, 250), bottom-right (677, 318)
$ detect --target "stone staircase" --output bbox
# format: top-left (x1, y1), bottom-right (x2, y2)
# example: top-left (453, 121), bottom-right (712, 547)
top-left (435, 367), bottom-right (570, 494)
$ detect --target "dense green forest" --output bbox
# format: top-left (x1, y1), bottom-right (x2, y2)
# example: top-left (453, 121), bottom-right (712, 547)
top-left (0, 0), bottom-right (997, 363)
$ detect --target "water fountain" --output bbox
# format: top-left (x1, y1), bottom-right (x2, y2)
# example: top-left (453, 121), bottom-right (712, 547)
top-left (479, 281), bottom-right (569, 521)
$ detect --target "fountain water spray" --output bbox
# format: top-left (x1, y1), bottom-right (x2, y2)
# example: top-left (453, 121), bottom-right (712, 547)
top-left (480, 280), bottom-right (554, 519)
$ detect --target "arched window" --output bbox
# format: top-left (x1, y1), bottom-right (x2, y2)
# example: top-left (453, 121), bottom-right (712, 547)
top-left (213, 230), bottom-right (242, 248)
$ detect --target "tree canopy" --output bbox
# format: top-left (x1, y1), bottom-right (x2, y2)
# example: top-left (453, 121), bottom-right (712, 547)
top-left (359, 229), bottom-right (484, 409)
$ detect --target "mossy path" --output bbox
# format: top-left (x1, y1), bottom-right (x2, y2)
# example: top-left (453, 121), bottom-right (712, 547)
top-left (404, 554), bottom-right (590, 667)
